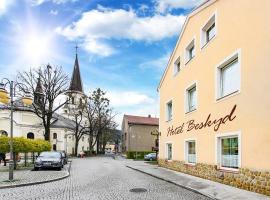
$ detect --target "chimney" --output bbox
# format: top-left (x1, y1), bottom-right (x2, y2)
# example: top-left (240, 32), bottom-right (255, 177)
top-left (148, 114), bottom-right (151, 118)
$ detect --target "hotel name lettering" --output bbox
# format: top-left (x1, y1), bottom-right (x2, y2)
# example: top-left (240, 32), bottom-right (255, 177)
top-left (167, 105), bottom-right (237, 136)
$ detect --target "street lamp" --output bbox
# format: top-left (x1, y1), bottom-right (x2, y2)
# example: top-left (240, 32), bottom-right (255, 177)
top-left (0, 79), bottom-right (33, 181)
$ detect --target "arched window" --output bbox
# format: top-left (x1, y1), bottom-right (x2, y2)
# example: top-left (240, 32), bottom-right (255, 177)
top-left (53, 133), bottom-right (57, 139)
top-left (0, 130), bottom-right (8, 136)
top-left (27, 132), bottom-right (34, 139)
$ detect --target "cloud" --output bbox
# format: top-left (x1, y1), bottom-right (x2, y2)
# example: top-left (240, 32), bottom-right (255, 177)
top-left (56, 7), bottom-right (186, 56)
top-left (30, 0), bottom-right (77, 6)
top-left (155, 0), bottom-right (204, 13)
top-left (0, 0), bottom-right (14, 16)
top-left (139, 53), bottom-right (170, 72)
top-left (106, 90), bottom-right (155, 107)
top-left (50, 10), bottom-right (58, 15)
top-left (105, 90), bottom-right (159, 128)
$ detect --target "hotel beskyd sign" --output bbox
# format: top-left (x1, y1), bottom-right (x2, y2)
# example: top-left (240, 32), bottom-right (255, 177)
top-left (167, 105), bottom-right (237, 136)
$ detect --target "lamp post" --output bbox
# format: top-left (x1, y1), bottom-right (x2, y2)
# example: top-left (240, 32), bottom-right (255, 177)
top-left (0, 79), bottom-right (33, 181)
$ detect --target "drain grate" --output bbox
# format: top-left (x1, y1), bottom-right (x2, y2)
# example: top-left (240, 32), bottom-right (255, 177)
top-left (129, 188), bottom-right (147, 193)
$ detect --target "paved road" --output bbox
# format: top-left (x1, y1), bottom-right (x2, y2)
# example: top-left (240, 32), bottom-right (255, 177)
top-left (0, 156), bottom-right (211, 200)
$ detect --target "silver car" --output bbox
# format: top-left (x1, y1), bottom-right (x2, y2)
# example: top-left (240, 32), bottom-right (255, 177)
top-left (34, 151), bottom-right (63, 171)
top-left (144, 153), bottom-right (157, 161)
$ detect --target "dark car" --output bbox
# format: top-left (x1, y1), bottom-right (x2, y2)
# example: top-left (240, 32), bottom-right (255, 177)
top-left (144, 153), bottom-right (157, 161)
top-left (34, 151), bottom-right (63, 171)
top-left (60, 152), bottom-right (68, 165)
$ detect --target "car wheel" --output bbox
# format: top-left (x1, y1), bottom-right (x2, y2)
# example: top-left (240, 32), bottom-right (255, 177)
top-left (34, 167), bottom-right (39, 171)
top-left (150, 158), bottom-right (153, 161)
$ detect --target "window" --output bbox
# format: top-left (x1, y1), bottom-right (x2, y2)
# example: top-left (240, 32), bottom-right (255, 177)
top-left (0, 130), bottom-right (8, 136)
top-left (173, 57), bottom-right (181, 75)
top-left (185, 39), bottom-right (195, 63)
top-left (206, 23), bottom-right (215, 42)
top-left (166, 101), bottom-right (173, 121)
top-left (82, 146), bottom-right (84, 151)
top-left (186, 84), bottom-right (197, 113)
top-left (217, 134), bottom-right (240, 169)
top-left (217, 52), bottom-right (240, 99)
top-left (166, 143), bottom-right (172, 160)
top-left (53, 144), bottom-right (57, 151)
top-left (185, 140), bottom-right (196, 164)
top-left (201, 13), bottom-right (216, 47)
top-left (53, 133), bottom-right (57, 139)
top-left (82, 136), bottom-right (84, 142)
top-left (27, 132), bottom-right (34, 139)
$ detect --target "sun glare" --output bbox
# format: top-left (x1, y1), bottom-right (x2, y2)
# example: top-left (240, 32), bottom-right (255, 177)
top-left (19, 32), bottom-right (52, 67)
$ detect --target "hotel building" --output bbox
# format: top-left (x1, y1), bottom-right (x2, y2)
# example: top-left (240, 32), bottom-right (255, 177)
top-left (158, 0), bottom-right (270, 195)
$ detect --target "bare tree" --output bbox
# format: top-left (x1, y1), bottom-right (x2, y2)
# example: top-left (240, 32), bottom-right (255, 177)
top-left (18, 65), bottom-right (69, 141)
top-left (67, 101), bottom-right (88, 156)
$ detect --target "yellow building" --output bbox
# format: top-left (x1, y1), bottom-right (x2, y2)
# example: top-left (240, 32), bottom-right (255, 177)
top-left (158, 0), bottom-right (270, 195)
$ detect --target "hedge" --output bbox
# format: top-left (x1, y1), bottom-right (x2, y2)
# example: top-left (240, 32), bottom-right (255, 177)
top-left (126, 151), bottom-right (155, 159)
top-left (0, 136), bottom-right (51, 153)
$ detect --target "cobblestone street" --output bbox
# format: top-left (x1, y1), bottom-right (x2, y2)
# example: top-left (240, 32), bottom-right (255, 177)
top-left (0, 156), bottom-right (211, 200)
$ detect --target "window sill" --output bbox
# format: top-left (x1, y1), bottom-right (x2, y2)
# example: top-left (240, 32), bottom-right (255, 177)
top-left (173, 71), bottom-right (180, 77)
top-left (218, 167), bottom-right (239, 173)
top-left (185, 162), bottom-right (196, 166)
top-left (201, 35), bottom-right (216, 50)
top-left (216, 90), bottom-right (240, 102)
top-left (185, 57), bottom-right (195, 65)
top-left (166, 119), bottom-right (173, 123)
top-left (185, 109), bottom-right (197, 115)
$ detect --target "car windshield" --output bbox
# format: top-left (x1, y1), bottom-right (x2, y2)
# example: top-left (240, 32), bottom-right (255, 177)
top-left (39, 152), bottom-right (61, 158)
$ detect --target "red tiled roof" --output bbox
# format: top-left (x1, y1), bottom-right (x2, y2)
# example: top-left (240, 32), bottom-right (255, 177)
top-left (124, 115), bottom-right (159, 126)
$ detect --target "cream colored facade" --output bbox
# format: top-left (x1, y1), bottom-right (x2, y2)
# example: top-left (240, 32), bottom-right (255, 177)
top-left (158, 0), bottom-right (270, 195)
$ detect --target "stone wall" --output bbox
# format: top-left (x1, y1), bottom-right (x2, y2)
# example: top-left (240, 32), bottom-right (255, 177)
top-left (158, 159), bottom-right (270, 196)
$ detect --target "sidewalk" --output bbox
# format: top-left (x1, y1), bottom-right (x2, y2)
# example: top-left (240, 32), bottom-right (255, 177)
top-left (125, 160), bottom-right (270, 200)
top-left (0, 162), bottom-right (71, 189)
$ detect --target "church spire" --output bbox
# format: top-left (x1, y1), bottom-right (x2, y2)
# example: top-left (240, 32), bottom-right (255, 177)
top-left (69, 46), bottom-right (83, 93)
top-left (34, 71), bottom-right (44, 105)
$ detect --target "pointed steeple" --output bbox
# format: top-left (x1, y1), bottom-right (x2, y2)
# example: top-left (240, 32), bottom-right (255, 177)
top-left (34, 72), bottom-right (44, 105)
top-left (69, 47), bottom-right (83, 93)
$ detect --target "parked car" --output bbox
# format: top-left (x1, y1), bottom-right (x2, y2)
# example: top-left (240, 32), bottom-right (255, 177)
top-left (60, 152), bottom-right (68, 165)
top-left (34, 151), bottom-right (63, 171)
top-left (144, 153), bottom-right (157, 161)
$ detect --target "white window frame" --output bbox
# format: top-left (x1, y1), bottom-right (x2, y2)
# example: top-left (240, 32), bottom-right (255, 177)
top-left (173, 56), bottom-right (181, 76)
top-left (166, 100), bottom-right (173, 121)
top-left (165, 142), bottom-right (173, 160)
top-left (185, 37), bottom-right (195, 64)
top-left (201, 11), bottom-right (217, 49)
top-left (215, 49), bottom-right (241, 101)
top-left (185, 81), bottom-right (198, 113)
top-left (215, 131), bottom-right (241, 171)
top-left (184, 139), bottom-right (197, 165)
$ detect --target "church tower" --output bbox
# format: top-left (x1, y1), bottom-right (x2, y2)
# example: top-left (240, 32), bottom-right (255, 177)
top-left (63, 47), bottom-right (86, 115)
top-left (34, 73), bottom-right (45, 106)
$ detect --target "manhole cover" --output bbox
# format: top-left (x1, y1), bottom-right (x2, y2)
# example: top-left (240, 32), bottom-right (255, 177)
top-left (129, 188), bottom-right (147, 193)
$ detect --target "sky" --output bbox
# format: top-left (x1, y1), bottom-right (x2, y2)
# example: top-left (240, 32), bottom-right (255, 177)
top-left (0, 0), bottom-right (203, 127)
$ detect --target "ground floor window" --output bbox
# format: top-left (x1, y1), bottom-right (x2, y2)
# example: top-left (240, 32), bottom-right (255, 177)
top-left (217, 133), bottom-right (240, 169)
top-left (166, 143), bottom-right (172, 160)
top-left (53, 144), bottom-right (57, 151)
top-left (185, 140), bottom-right (196, 164)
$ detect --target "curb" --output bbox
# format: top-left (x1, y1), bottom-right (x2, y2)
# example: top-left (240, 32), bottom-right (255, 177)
top-left (0, 161), bottom-right (72, 189)
top-left (126, 165), bottom-right (218, 200)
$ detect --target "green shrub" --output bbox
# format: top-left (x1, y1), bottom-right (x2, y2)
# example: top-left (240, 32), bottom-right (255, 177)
top-left (0, 136), bottom-right (51, 153)
top-left (126, 151), bottom-right (155, 159)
